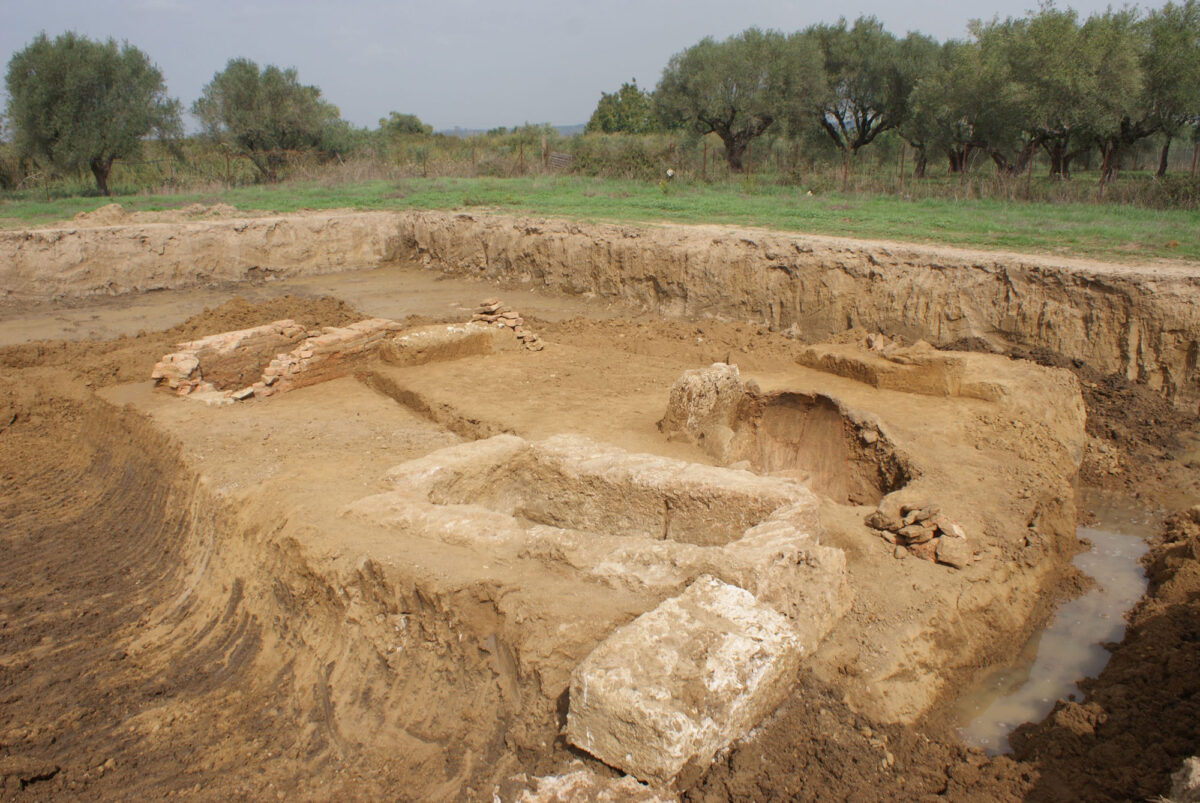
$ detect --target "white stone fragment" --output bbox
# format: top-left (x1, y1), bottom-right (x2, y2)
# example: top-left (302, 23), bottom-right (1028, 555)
top-left (514, 767), bottom-right (676, 802)
top-left (566, 576), bottom-right (803, 785)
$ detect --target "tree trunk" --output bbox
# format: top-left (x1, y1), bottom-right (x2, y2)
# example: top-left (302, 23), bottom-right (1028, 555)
top-left (1099, 143), bottom-right (1117, 182)
top-left (1156, 136), bottom-right (1172, 178)
top-left (90, 156), bottom-right (114, 196)
top-left (987, 148), bottom-right (1013, 174)
top-left (723, 135), bottom-right (747, 173)
top-left (247, 151), bottom-right (273, 182)
top-left (913, 148), bottom-right (927, 179)
top-left (1045, 142), bottom-right (1070, 179)
top-left (1098, 143), bottom-right (1113, 200)
top-left (989, 144), bottom-right (1033, 176)
top-left (947, 147), bottom-right (964, 173)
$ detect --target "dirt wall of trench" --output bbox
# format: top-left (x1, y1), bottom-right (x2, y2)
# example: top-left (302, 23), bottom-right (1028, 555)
top-left (0, 213), bottom-right (403, 302)
top-left (0, 375), bottom-right (546, 799)
top-left (3, 210), bottom-right (1199, 411)
top-left (399, 213), bottom-right (1200, 413)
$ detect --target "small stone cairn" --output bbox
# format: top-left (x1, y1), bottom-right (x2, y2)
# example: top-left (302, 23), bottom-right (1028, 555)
top-left (471, 298), bottom-right (544, 351)
top-left (865, 503), bottom-right (972, 568)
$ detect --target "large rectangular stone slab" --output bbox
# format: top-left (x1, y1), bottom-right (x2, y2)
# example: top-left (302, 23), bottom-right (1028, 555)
top-left (566, 575), bottom-right (803, 785)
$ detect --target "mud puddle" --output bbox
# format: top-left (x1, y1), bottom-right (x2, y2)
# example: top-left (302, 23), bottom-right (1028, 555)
top-left (953, 497), bottom-right (1156, 754)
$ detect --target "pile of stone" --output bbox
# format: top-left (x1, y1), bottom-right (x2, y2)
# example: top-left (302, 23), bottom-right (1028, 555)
top-left (865, 331), bottom-right (902, 357)
top-left (865, 502), bottom-right (972, 568)
top-left (471, 298), bottom-right (544, 351)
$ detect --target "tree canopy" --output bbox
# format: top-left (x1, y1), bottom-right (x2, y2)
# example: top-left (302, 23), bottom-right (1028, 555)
top-left (652, 4), bottom-right (1200, 180)
top-left (1142, 0), bottom-right (1200, 174)
top-left (4, 32), bottom-right (181, 195)
top-left (192, 58), bottom-right (340, 181)
top-left (654, 28), bottom-right (822, 171)
top-left (379, 112), bottom-right (432, 136)
top-left (803, 19), bottom-right (936, 159)
top-left (586, 80), bottom-right (655, 134)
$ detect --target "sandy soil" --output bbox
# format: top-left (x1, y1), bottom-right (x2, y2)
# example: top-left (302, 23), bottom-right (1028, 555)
top-left (2, 221), bottom-right (1199, 801)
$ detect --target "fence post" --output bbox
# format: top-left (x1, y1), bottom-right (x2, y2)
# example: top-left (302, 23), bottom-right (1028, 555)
top-left (898, 143), bottom-right (906, 196)
top-left (1098, 142), bottom-right (1112, 201)
top-left (702, 139), bottom-right (707, 181)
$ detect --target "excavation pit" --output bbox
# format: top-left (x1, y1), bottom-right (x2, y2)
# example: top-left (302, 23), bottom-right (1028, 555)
top-left (343, 432), bottom-right (848, 783)
top-left (659, 363), bottom-right (913, 504)
top-left (7, 209), bottom-right (1162, 799)
top-left (119, 287), bottom-right (1092, 792)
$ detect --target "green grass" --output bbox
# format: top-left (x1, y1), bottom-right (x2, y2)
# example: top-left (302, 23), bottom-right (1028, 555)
top-left (2, 175), bottom-right (1198, 263)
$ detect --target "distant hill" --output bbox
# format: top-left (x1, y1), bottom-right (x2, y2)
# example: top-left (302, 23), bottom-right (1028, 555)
top-left (437, 123), bottom-right (586, 138)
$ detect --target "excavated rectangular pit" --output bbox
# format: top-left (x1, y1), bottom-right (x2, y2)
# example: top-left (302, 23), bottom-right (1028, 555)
top-left (399, 435), bottom-right (806, 547)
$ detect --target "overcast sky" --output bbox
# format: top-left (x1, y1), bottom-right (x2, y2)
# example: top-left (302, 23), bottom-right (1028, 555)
top-left (2, 0), bottom-right (1137, 131)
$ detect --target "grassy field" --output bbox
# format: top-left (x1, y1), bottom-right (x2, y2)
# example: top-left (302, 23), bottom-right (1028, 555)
top-left (2, 175), bottom-right (1198, 262)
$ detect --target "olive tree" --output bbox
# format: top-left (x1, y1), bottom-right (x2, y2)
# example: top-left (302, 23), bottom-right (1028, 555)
top-left (193, 58), bottom-right (340, 181)
top-left (654, 28), bottom-right (823, 172)
top-left (4, 32), bottom-right (181, 195)
top-left (1077, 9), bottom-right (1145, 180)
top-left (1142, 0), bottom-right (1200, 175)
top-left (803, 19), bottom-right (933, 162)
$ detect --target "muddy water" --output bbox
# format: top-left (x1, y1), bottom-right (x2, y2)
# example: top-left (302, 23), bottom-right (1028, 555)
top-left (954, 498), bottom-right (1156, 754)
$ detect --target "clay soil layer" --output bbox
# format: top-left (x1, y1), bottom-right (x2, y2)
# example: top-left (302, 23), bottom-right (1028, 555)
top-left (0, 211), bottom-right (1198, 801)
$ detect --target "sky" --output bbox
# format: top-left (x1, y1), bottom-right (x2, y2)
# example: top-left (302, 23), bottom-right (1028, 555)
top-left (2, 0), bottom-right (1138, 132)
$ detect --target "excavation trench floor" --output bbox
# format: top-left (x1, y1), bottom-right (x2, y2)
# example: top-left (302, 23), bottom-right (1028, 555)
top-left (1, 261), bottom-right (1198, 801)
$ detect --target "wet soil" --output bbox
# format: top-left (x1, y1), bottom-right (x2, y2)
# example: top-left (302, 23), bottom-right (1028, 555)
top-left (680, 345), bottom-right (1200, 802)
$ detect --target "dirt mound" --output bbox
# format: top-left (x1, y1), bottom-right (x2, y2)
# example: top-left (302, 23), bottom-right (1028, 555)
top-left (999, 344), bottom-right (1190, 458)
top-left (178, 295), bottom-right (362, 336)
top-left (943, 339), bottom-right (1200, 503)
top-left (72, 203), bottom-right (128, 226)
top-left (682, 671), bottom-right (1031, 802)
